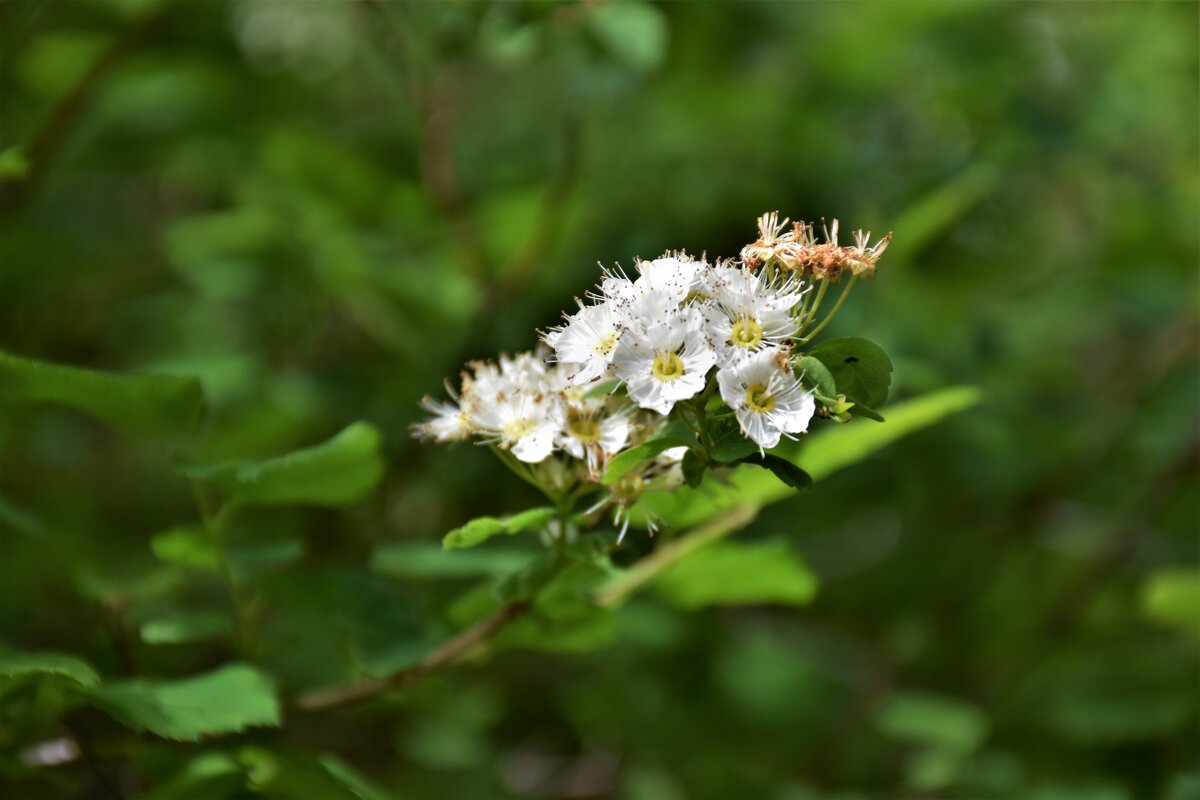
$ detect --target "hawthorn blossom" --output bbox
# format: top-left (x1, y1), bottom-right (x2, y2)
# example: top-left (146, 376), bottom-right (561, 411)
top-left (717, 346), bottom-right (815, 450)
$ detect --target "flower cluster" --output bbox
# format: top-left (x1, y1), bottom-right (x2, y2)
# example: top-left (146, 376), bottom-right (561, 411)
top-left (544, 252), bottom-right (814, 448)
top-left (414, 212), bottom-right (890, 540)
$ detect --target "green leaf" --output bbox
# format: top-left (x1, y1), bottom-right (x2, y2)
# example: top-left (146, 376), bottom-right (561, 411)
top-left (442, 506), bottom-right (555, 550)
top-left (137, 752), bottom-right (244, 800)
top-left (317, 753), bottom-right (397, 800)
top-left (885, 162), bottom-right (1000, 265)
top-left (654, 539), bottom-right (817, 609)
top-left (371, 541), bottom-right (535, 579)
top-left (848, 400), bottom-right (886, 422)
top-left (140, 612), bottom-right (231, 645)
top-left (639, 386), bottom-right (982, 529)
top-left (0, 146), bottom-right (29, 180)
top-left (151, 526), bottom-right (218, 570)
top-left (238, 747), bottom-right (393, 800)
top-left (681, 449), bottom-right (706, 488)
top-left (494, 562), bottom-right (618, 653)
top-left (807, 337), bottom-right (894, 410)
top-left (796, 355), bottom-right (837, 399)
top-left (0, 349), bottom-right (203, 437)
top-left (181, 422), bottom-right (384, 508)
top-left (585, 0), bottom-right (668, 72)
top-left (88, 663), bottom-right (280, 741)
top-left (708, 416), bottom-right (760, 463)
top-left (602, 436), bottom-right (693, 485)
top-left (876, 691), bottom-right (989, 754)
top-left (739, 454), bottom-right (813, 492)
top-left (151, 526), bottom-right (303, 571)
top-left (0, 648), bottom-right (100, 687)
top-left (1142, 568), bottom-right (1200, 633)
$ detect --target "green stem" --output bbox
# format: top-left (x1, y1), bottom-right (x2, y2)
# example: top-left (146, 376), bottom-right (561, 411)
top-left (189, 481), bottom-right (251, 658)
top-left (692, 395), bottom-right (714, 457)
top-left (801, 274), bottom-right (857, 344)
top-left (798, 277), bottom-right (830, 332)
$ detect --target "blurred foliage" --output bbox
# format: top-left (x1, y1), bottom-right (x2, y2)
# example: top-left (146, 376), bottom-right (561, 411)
top-left (0, 0), bottom-right (1197, 798)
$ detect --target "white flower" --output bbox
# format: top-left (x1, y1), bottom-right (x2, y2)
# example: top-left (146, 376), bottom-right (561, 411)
top-left (544, 299), bottom-right (623, 385)
top-left (470, 390), bottom-right (562, 463)
top-left (413, 391), bottom-right (472, 442)
top-left (557, 398), bottom-right (632, 478)
top-left (704, 264), bottom-right (805, 363)
top-left (717, 346), bottom-right (814, 450)
top-left (633, 252), bottom-right (705, 303)
top-left (613, 306), bottom-right (716, 414)
top-left (449, 352), bottom-right (565, 463)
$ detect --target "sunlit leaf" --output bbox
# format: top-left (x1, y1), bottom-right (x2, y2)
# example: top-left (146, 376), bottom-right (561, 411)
top-left (1141, 568), bottom-right (1200, 633)
top-left (603, 437), bottom-right (694, 485)
top-left (442, 507), bottom-right (556, 550)
top-left (640, 386), bottom-right (983, 528)
top-left (88, 664), bottom-right (280, 741)
top-left (0, 648), bottom-right (100, 688)
top-left (654, 539), bottom-right (817, 609)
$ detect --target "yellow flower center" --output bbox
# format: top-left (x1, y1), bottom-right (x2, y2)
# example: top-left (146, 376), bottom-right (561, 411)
top-left (567, 416), bottom-right (602, 444)
top-left (745, 383), bottom-right (776, 413)
top-left (613, 472), bottom-right (644, 502)
top-left (730, 317), bottom-right (764, 349)
top-left (503, 418), bottom-right (536, 440)
top-left (651, 352), bottom-right (685, 382)
top-left (595, 332), bottom-right (618, 356)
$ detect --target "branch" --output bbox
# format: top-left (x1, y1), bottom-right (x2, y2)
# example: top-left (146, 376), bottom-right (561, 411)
top-left (0, 9), bottom-right (164, 214)
top-left (294, 598), bottom-right (531, 712)
top-left (595, 504), bottom-right (759, 608)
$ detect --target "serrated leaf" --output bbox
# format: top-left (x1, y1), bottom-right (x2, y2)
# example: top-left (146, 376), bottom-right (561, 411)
top-left (603, 437), bottom-right (694, 485)
top-left (739, 454), bottom-right (813, 492)
top-left (88, 663), bottom-right (280, 741)
top-left (807, 337), bottom-right (893, 410)
top-left (654, 539), bottom-right (817, 609)
top-left (442, 507), bottom-right (555, 550)
top-left (180, 422), bottom-right (384, 509)
top-left (0, 649), bottom-right (100, 687)
top-left (371, 541), bottom-right (535, 579)
top-left (0, 349), bottom-right (203, 437)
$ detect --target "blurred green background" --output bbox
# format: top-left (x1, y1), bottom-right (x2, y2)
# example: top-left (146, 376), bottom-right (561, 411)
top-left (1, 1), bottom-right (1197, 798)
